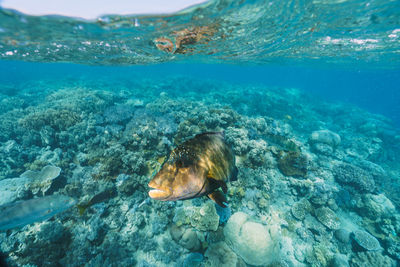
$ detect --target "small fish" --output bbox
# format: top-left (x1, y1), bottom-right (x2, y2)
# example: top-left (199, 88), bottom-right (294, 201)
top-left (0, 195), bottom-right (76, 231)
top-left (148, 132), bottom-right (237, 207)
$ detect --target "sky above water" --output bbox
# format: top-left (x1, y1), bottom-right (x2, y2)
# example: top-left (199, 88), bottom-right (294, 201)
top-left (0, 0), bottom-right (207, 19)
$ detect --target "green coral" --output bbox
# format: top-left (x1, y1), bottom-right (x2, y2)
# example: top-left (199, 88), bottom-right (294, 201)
top-left (20, 108), bottom-right (81, 131)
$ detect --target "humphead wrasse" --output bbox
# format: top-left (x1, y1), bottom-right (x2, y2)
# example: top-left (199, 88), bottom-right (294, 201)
top-left (148, 132), bottom-right (237, 207)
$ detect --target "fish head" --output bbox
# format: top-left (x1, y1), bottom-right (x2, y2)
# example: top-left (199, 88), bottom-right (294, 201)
top-left (148, 162), bottom-right (205, 201)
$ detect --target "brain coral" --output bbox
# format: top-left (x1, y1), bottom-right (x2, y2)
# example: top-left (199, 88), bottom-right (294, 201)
top-left (351, 230), bottom-right (382, 251)
top-left (333, 163), bottom-right (375, 192)
top-left (224, 212), bottom-right (280, 266)
top-left (315, 207), bottom-right (341, 230)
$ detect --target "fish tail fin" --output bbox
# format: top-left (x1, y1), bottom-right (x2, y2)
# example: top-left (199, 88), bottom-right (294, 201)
top-left (208, 191), bottom-right (228, 208)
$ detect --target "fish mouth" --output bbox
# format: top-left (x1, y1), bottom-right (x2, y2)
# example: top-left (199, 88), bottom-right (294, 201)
top-left (148, 185), bottom-right (170, 200)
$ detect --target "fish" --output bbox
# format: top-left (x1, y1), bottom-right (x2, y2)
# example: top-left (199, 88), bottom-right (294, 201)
top-left (148, 132), bottom-right (238, 207)
top-left (77, 187), bottom-right (117, 215)
top-left (0, 195), bottom-right (76, 231)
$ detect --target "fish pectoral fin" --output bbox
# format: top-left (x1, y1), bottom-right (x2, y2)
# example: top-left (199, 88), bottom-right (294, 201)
top-left (208, 191), bottom-right (228, 208)
top-left (207, 176), bottom-right (228, 194)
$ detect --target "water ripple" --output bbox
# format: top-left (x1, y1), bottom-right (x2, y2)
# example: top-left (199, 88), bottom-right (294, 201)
top-left (0, 0), bottom-right (399, 67)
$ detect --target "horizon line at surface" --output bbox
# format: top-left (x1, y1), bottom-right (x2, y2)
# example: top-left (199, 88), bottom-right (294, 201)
top-left (0, 0), bottom-right (209, 20)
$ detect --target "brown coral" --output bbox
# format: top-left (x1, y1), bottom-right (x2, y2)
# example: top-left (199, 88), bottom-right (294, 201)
top-left (278, 151), bottom-right (308, 177)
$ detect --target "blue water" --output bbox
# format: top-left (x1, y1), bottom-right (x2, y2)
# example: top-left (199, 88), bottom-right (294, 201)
top-left (2, 61), bottom-right (400, 126)
top-left (1, 1), bottom-right (400, 266)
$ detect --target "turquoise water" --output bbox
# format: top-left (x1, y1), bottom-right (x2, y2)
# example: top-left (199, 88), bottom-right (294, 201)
top-left (1, 1), bottom-right (400, 266)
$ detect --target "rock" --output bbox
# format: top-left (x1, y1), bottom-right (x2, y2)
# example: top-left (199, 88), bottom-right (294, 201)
top-left (170, 224), bottom-right (184, 242)
top-left (331, 254), bottom-right (349, 267)
top-left (293, 242), bottom-right (306, 262)
top-left (309, 130), bottom-right (341, 147)
top-left (305, 244), bottom-right (332, 266)
top-left (296, 227), bottom-right (314, 243)
top-left (224, 212), bottom-right (280, 266)
top-left (350, 251), bottom-right (395, 267)
top-left (312, 143), bottom-right (334, 155)
top-left (36, 221), bottom-right (65, 243)
top-left (20, 165), bottom-right (61, 194)
top-left (0, 177), bottom-right (30, 205)
top-left (314, 207), bottom-right (340, 230)
top-left (387, 237), bottom-right (400, 261)
top-left (334, 229), bottom-right (351, 244)
top-left (333, 163), bottom-right (375, 193)
top-left (180, 228), bottom-right (201, 251)
top-left (351, 230), bottom-right (381, 251)
top-left (183, 252), bottom-right (203, 267)
top-left (309, 129), bottom-right (341, 155)
top-left (291, 199), bottom-right (312, 220)
top-left (204, 241), bottom-right (238, 267)
top-left (206, 227), bottom-right (226, 244)
top-left (363, 193), bottom-right (396, 218)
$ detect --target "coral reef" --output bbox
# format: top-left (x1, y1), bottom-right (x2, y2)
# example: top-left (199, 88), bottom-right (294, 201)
top-left (315, 207), bottom-right (341, 230)
top-left (204, 241), bottom-right (239, 267)
top-left (173, 201), bottom-right (220, 231)
top-left (291, 198), bottom-right (312, 220)
top-left (0, 165), bottom-right (61, 205)
top-left (350, 251), bottom-right (395, 267)
top-left (333, 163), bottom-right (376, 192)
top-left (0, 75), bottom-right (399, 267)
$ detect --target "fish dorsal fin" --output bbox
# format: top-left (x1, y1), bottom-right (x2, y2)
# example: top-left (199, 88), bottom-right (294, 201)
top-left (208, 191), bottom-right (228, 208)
top-left (207, 176), bottom-right (228, 194)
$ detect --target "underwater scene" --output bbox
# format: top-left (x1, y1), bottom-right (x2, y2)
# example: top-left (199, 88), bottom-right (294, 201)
top-left (1, 0), bottom-right (400, 266)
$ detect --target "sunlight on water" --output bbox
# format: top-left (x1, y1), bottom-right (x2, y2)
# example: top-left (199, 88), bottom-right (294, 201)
top-left (0, 0), bottom-right (399, 67)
